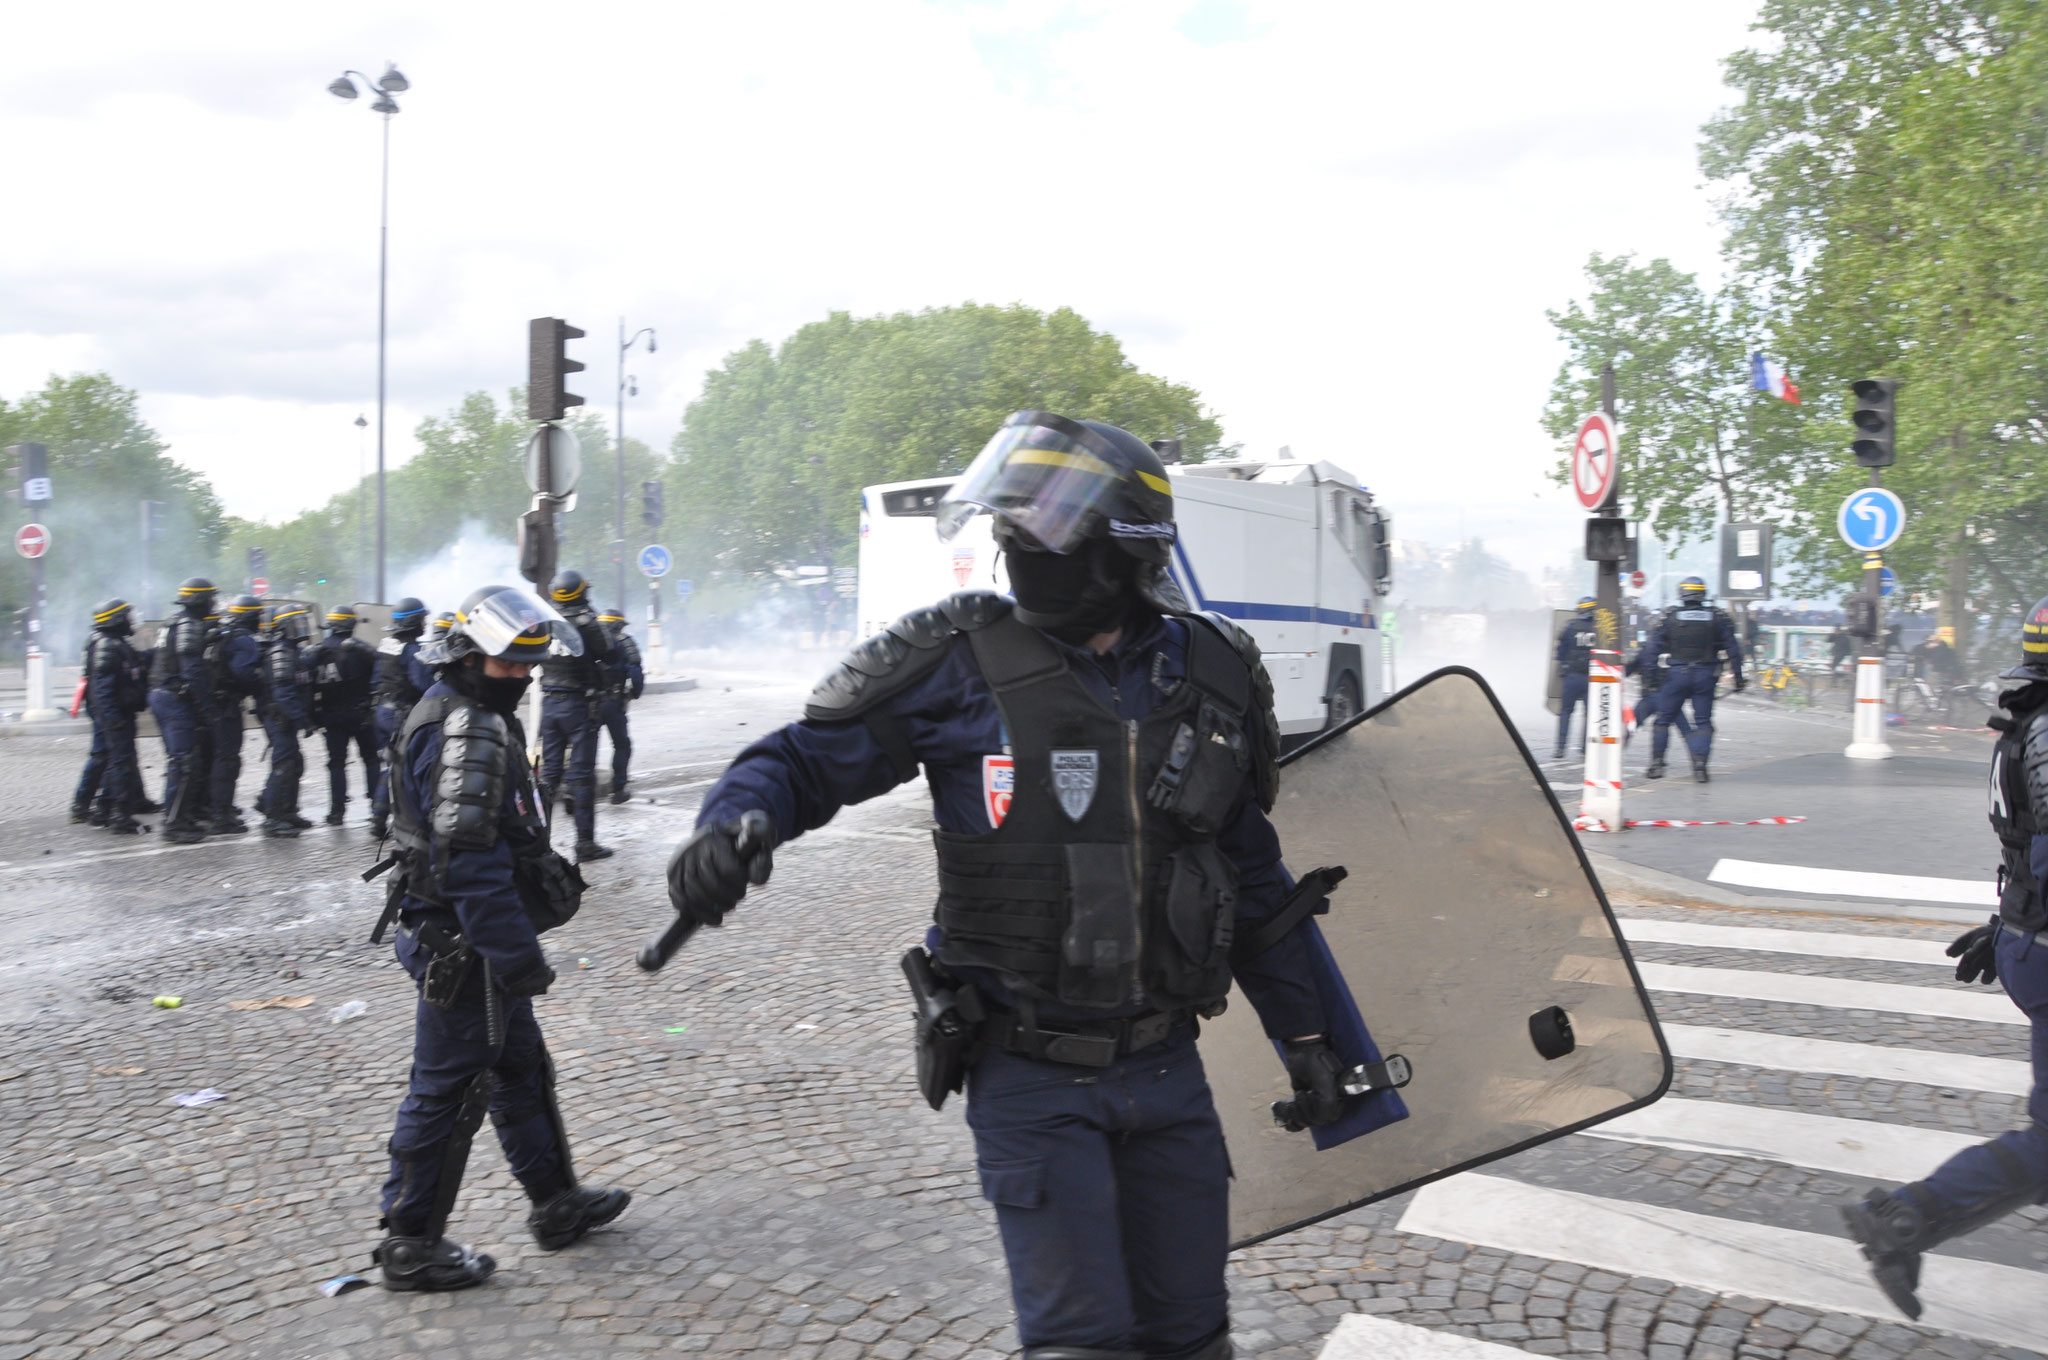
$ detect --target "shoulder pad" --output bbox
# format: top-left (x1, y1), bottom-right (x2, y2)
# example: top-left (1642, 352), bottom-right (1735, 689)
top-left (377, 636), bottom-right (405, 655)
top-left (1184, 611), bottom-right (1280, 813)
top-left (805, 592), bottom-right (1011, 721)
top-left (432, 702), bottom-right (510, 852)
top-left (1192, 610), bottom-right (1260, 668)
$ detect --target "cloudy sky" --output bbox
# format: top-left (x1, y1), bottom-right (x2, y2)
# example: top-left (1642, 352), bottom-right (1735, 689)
top-left (0, 0), bottom-right (1757, 574)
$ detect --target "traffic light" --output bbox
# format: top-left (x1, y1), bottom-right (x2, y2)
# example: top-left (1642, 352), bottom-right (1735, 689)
top-left (642, 480), bottom-right (664, 528)
top-left (248, 547), bottom-right (267, 579)
top-left (527, 317), bottom-right (586, 422)
top-left (1851, 378), bottom-right (1898, 468)
top-left (141, 499), bottom-right (166, 541)
top-left (1845, 592), bottom-right (1878, 639)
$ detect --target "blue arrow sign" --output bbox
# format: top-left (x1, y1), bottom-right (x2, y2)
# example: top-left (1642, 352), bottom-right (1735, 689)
top-left (637, 544), bottom-right (672, 578)
top-left (1879, 566), bottom-right (1898, 598)
top-left (1837, 487), bottom-right (1905, 553)
top-left (674, 578), bottom-right (694, 601)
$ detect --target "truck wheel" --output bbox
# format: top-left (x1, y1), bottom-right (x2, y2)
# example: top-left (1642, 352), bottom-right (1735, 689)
top-left (1327, 672), bottom-right (1363, 730)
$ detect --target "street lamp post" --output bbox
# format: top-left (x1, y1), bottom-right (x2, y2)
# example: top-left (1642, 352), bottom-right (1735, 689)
top-left (354, 413), bottom-right (369, 598)
top-left (616, 320), bottom-right (657, 605)
top-left (327, 62), bottom-right (410, 602)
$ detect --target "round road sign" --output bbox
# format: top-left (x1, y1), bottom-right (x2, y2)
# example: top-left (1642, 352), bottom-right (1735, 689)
top-left (1629, 570), bottom-right (1646, 590)
top-left (14, 523), bottom-right (49, 559)
top-left (638, 545), bottom-right (672, 578)
top-left (252, 577), bottom-right (270, 596)
top-left (1571, 413), bottom-right (1619, 510)
top-left (1837, 487), bottom-right (1906, 552)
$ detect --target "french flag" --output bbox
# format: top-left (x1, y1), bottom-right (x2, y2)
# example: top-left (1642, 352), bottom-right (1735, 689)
top-left (1751, 351), bottom-right (1801, 404)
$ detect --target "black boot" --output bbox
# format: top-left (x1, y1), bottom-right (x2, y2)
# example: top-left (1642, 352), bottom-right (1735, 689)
top-left (162, 822), bottom-right (207, 845)
top-left (207, 813), bottom-right (249, 835)
top-left (372, 1234), bottom-right (496, 1292)
top-left (1645, 756), bottom-right (1666, 779)
top-left (68, 801), bottom-right (91, 824)
top-left (370, 812), bottom-right (389, 839)
top-left (132, 797), bottom-right (162, 814)
top-left (325, 806), bottom-right (345, 827)
top-left (106, 816), bottom-right (140, 836)
top-left (1842, 1189), bottom-right (1928, 1319)
top-left (527, 1186), bottom-right (632, 1251)
top-left (289, 813), bottom-right (313, 830)
top-left (1692, 754), bottom-right (1710, 783)
top-left (608, 784), bottom-right (629, 805)
top-left (1551, 746), bottom-right (1565, 760)
top-left (261, 818), bottom-right (300, 839)
top-left (1021, 1348), bottom-right (1145, 1359)
top-left (575, 840), bottom-right (614, 863)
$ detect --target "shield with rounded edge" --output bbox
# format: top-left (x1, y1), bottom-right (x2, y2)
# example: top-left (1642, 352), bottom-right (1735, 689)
top-left (1204, 665), bottom-right (1671, 1247)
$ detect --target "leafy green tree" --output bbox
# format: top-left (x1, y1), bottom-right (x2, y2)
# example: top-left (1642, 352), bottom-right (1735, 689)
top-left (667, 303), bottom-right (1227, 583)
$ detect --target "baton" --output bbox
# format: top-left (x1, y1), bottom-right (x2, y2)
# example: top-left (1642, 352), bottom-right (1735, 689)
top-left (636, 815), bottom-right (766, 973)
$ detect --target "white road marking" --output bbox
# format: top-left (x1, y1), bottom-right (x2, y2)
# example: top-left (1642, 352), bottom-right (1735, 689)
top-left (1661, 1023), bottom-right (2031, 1097)
top-left (1622, 918), bottom-right (1952, 966)
top-left (1586, 1096), bottom-right (1978, 1182)
top-left (1397, 1174), bottom-right (2048, 1352)
top-left (1707, 858), bottom-right (1997, 907)
top-left (1638, 962), bottom-right (2022, 1025)
top-left (1318, 1313), bottom-right (1532, 1360)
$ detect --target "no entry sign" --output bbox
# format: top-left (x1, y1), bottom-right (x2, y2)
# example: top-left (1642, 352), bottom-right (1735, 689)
top-left (1629, 570), bottom-right (1646, 590)
top-left (252, 577), bottom-right (270, 596)
top-left (15, 523), bottom-right (49, 559)
top-left (1572, 413), bottom-right (1619, 510)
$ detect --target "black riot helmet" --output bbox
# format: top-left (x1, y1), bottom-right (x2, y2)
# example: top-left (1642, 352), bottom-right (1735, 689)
top-left (938, 411), bottom-right (1187, 633)
top-left (422, 584), bottom-right (584, 667)
top-left (387, 596), bottom-right (427, 637)
top-left (264, 602), bottom-right (314, 643)
top-left (176, 576), bottom-right (217, 615)
top-left (325, 605), bottom-right (359, 637)
top-left (549, 570), bottom-right (591, 611)
top-left (427, 609), bottom-right (457, 641)
top-left (597, 607), bottom-right (626, 630)
top-left (1576, 594), bottom-right (1598, 612)
top-left (91, 598), bottom-right (134, 636)
top-left (226, 594), bottom-right (264, 630)
top-left (1678, 576), bottom-right (1709, 605)
top-left (2002, 596), bottom-right (2048, 683)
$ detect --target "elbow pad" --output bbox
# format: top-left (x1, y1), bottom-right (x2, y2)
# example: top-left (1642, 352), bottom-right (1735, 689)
top-left (433, 705), bottom-right (511, 852)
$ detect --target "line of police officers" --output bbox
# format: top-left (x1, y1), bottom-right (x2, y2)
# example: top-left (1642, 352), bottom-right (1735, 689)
top-left (71, 574), bottom-right (643, 855)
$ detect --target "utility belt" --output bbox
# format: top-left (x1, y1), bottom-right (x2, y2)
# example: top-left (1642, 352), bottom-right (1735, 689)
top-left (984, 1001), bottom-right (1197, 1067)
top-left (364, 842), bottom-right (584, 945)
top-left (395, 921), bottom-right (505, 1045)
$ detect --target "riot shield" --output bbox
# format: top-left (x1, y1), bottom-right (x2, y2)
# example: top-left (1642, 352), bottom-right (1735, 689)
top-left (1205, 665), bottom-right (1670, 1247)
top-left (352, 601), bottom-right (394, 639)
top-left (1544, 608), bottom-right (1571, 714)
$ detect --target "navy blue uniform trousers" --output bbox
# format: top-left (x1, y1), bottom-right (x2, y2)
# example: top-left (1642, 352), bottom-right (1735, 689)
top-left (966, 1026), bottom-right (1228, 1356)
top-left (322, 713), bottom-right (380, 815)
top-left (599, 697), bottom-right (631, 790)
top-left (1919, 928), bottom-right (2048, 1213)
top-left (1652, 662), bottom-right (1718, 760)
top-left (1555, 672), bottom-right (1588, 752)
top-left (149, 691), bottom-right (208, 824)
top-left (75, 710), bottom-right (143, 815)
top-left (539, 695), bottom-right (600, 840)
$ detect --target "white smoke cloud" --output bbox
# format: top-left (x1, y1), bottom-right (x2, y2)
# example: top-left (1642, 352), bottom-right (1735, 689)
top-left (389, 521), bottom-right (521, 615)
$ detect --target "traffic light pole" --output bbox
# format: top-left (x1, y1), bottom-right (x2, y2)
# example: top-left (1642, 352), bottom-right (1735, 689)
top-left (1846, 462), bottom-right (1894, 760)
top-left (1580, 366), bottom-right (1627, 833)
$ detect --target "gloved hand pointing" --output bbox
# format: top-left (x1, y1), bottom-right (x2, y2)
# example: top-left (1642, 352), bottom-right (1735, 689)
top-left (667, 810), bottom-right (776, 930)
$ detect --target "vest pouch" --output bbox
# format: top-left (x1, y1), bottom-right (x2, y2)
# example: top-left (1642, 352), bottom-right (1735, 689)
top-left (514, 847), bottom-right (587, 934)
top-left (1060, 843), bottom-right (1139, 1007)
top-left (1150, 701), bottom-right (1250, 837)
top-left (1156, 841), bottom-right (1238, 995)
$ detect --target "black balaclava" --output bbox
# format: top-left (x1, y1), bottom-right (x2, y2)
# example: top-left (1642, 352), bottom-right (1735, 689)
top-left (1006, 537), bottom-right (1139, 646)
top-left (448, 654), bottom-right (531, 715)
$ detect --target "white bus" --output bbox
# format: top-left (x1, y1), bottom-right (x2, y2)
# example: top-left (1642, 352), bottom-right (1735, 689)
top-left (858, 457), bottom-right (1394, 739)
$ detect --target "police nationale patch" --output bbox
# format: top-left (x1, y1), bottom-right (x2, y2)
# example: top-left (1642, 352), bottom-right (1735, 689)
top-left (983, 754), bottom-right (1015, 828)
top-left (1050, 749), bottom-right (1099, 822)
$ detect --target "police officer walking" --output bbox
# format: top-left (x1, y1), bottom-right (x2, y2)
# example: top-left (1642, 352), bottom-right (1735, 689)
top-left (538, 570), bottom-right (615, 862)
top-left (206, 595), bottom-right (265, 836)
top-left (254, 602), bottom-right (316, 839)
top-left (1637, 576), bottom-right (1744, 781)
top-left (596, 607), bottom-right (644, 804)
top-left (148, 578), bottom-right (222, 844)
top-left (660, 413), bottom-right (1345, 1360)
top-left (1844, 598), bottom-right (2048, 1318)
top-left (1552, 594), bottom-right (1598, 759)
top-left (72, 598), bottom-right (154, 833)
top-left (368, 583), bottom-right (628, 1291)
top-left (309, 606), bottom-right (381, 828)
top-left (370, 597), bottom-right (433, 840)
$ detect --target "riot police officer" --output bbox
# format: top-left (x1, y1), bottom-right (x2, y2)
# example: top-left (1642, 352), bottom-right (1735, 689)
top-left (255, 603), bottom-right (315, 838)
top-left (661, 413), bottom-right (1342, 1360)
top-left (370, 597), bottom-right (433, 839)
top-left (1552, 594), bottom-right (1599, 759)
top-left (1637, 576), bottom-right (1744, 781)
top-left (368, 583), bottom-right (629, 1291)
top-left (205, 595), bottom-right (265, 836)
top-left (538, 570), bottom-right (615, 862)
top-left (309, 606), bottom-right (380, 827)
top-left (426, 609), bottom-right (457, 643)
top-left (1843, 597), bottom-right (2048, 1318)
top-left (596, 607), bottom-right (644, 803)
top-left (72, 598), bottom-right (153, 833)
top-left (148, 578), bottom-right (222, 844)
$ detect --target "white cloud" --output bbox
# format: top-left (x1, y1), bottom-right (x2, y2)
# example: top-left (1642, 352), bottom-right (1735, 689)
top-left (2, 0), bottom-right (1757, 582)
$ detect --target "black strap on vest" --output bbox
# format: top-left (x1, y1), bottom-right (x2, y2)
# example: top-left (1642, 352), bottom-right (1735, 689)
top-left (967, 616), bottom-right (1070, 693)
top-left (1231, 865), bottom-right (1347, 965)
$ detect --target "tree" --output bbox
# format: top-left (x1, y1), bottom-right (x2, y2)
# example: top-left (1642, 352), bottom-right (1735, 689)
top-left (667, 303), bottom-right (1227, 583)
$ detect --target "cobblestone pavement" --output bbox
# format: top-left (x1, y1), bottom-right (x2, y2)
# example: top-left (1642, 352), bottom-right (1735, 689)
top-left (2, 659), bottom-right (2043, 1359)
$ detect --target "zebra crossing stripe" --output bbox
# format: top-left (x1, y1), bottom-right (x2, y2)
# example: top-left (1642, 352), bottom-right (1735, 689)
top-left (1706, 858), bottom-right (1997, 907)
top-left (1621, 918), bottom-right (1953, 967)
top-left (1318, 1313), bottom-right (1533, 1360)
top-left (1661, 1024), bottom-right (2031, 1097)
top-left (1583, 1095), bottom-right (1978, 1182)
top-left (1397, 1174), bottom-right (2048, 1352)
top-left (1638, 962), bottom-right (2022, 1025)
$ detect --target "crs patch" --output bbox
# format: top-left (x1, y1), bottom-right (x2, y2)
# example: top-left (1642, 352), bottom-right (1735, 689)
top-left (982, 754), bottom-right (1015, 828)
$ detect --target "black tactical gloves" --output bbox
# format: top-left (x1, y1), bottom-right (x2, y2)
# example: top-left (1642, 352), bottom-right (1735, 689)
top-left (1275, 1036), bottom-right (1346, 1131)
top-left (1947, 916), bottom-right (2001, 985)
top-left (667, 809), bottom-right (776, 929)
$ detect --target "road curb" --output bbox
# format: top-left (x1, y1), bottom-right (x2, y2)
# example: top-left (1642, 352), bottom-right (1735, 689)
top-left (1585, 849), bottom-right (1985, 927)
top-left (643, 676), bottom-right (699, 695)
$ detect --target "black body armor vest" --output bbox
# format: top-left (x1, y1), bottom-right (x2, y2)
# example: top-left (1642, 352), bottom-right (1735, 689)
top-left (541, 620), bottom-right (610, 695)
top-left (149, 613), bottom-right (207, 689)
top-left (263, 637), bottom-right (303, 707)
top-left (1989, 703), bottom-right (2048, 931)
top-left (375, 634), bottom-right (425, 708)
top-left (1559, 613), bottom-right (1597, 673)
top-left (932, 613), bottom-right (1261, 1011)
top-left (1665, 607), bottom-right (1723, 665)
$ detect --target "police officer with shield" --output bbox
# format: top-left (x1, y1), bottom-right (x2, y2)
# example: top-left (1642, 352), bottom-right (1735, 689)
top-left (206, 595), bottom-right (265, 836)
top-left (596, 607), bottom-right (643, 803)
top-left (1844, 598), bottom-right (2048, 1318)
top-left (369, 597), bottom-right (432, 839)
top-left (148, 577), bottom-right (222, 844)
top-left (255, 603), bottom-right (315, 838)
top-left (1638, 576), bottom-right (1744, 782)
top-left (1552, 594), bottom-right (1598, 759)
top-left (72, 598), bottom-right (154, 833)
top-left (367, 584), bottom-right (628, 1291)
top-left (310, 606), bottom-right (381, 827)
top-left (659, 413), bottom-right (1348, 1360)
top-left (538, 571), bottom-right (615, 862)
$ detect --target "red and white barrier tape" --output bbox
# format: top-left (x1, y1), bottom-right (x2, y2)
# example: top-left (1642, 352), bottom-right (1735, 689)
top-left (1574, 815), bottom-right (1806, 833)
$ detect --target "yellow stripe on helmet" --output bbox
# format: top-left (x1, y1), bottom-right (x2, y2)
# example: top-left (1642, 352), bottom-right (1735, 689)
top-left (93, 603), bottom-right (128, 623)
top-left (1136, 470), bottom-right (1171, 494)
top-left (1007, 447), bottom-right (1117, 479)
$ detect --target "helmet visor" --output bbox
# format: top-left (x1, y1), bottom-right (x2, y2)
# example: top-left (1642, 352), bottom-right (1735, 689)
top-left (459, 586), bottom-right (582, 661)
top-left (937, 412), bottom-right (1127, 555)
